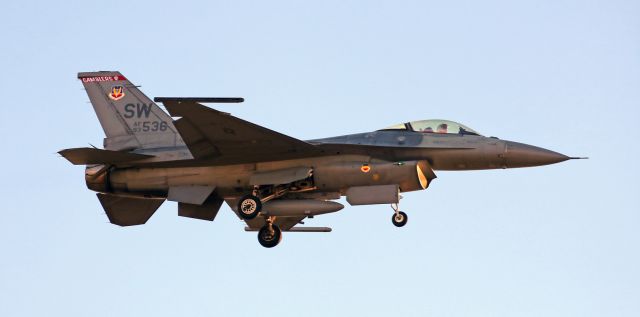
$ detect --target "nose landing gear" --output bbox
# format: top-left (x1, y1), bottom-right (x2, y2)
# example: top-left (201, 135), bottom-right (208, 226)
top-left (391, 203), bottom-right (407, 227)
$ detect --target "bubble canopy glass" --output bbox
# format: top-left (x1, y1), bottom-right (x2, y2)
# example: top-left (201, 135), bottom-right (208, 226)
top-left (381, 119), bottom-right (482, 136)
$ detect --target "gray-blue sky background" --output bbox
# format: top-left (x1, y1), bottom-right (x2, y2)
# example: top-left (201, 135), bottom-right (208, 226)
top-left (0, 1), bottom-right (638, 316)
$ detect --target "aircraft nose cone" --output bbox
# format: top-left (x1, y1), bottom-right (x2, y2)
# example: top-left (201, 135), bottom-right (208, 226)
top-left (504, 141), bottom-right (569, 168)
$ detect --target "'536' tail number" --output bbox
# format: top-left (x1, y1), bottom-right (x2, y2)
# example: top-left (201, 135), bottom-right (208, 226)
top-left (132, 121), bottom-right (169, 133)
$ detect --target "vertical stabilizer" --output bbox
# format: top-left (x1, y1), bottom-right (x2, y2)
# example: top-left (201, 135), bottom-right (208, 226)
top-left (78, 71), bottom-right (182, 150)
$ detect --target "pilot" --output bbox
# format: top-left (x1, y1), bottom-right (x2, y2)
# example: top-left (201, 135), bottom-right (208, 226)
top-left (436, 123), bottom-right (448, 133)
top-left (422, 127), bottom-right (433, 133)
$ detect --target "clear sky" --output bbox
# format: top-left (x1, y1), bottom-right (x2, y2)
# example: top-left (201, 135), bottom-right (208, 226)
top-left (0, 1), bottom-right (638, 316)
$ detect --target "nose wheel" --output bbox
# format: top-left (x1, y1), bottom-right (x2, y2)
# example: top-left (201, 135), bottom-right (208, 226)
top-left (258, 217), bottom-right (282, 248)
top-left (392, 211), bottom-right (408, 227)
top-left (391, 203), bottom-right (408, 227)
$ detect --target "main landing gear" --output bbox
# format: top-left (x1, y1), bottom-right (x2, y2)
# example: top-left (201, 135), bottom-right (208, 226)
top-left (237, 188), bottom-right (284, 248)
top-left (237, 179), bottom-right (316, 221)
top-left (391, 203), bottom-right (408, 227)
top-left (257, 217), bottom-right (282, 248)
top-left (237, 194), bottom-right (282, 248)
top-left (237, 194), bottom-right (262, 220)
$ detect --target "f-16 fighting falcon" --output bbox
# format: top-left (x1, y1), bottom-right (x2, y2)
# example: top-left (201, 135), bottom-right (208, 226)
top-left (60, 71), bottom-right (583, 248)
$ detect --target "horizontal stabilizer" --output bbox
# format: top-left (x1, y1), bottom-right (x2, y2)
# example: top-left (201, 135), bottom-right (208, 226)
top-left (59, 147), bottom-right (153, 165)
top-left (96, 193), bottom-right (164, 226)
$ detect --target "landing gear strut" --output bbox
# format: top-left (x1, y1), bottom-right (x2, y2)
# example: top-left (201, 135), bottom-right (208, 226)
top-left (391, 203), bottom-right (407, 227)
top-left (258, 217), bottom-right (282, 248)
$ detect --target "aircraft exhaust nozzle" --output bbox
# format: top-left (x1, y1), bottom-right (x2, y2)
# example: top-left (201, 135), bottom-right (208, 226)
top-left (262, 200), bottom-right (344, 217)
top-left (85, 165), bottom-right (110, 193)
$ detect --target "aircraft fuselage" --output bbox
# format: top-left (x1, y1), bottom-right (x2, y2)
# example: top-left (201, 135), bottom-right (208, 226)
top-left (87, 130), bottom-right (569, 199)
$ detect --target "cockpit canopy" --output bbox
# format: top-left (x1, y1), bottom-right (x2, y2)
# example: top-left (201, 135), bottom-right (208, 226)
top-left (381, 119), bottom-right (482, 136)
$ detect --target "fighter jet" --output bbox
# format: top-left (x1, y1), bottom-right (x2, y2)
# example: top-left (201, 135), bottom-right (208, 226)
top-left (60, 71), bottom-right (582, 248)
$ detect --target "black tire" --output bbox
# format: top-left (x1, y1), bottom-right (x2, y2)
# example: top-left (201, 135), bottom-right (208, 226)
top-left (392, 211), bottom-right (408, 227)
top-left (258, 225), bottom-right (282, 248)
top-left (237, 195), bottom-right (262, 220)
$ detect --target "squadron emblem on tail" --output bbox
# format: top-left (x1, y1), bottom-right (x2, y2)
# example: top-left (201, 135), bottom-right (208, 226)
top-left (108, 85), bottom-right (125, 101)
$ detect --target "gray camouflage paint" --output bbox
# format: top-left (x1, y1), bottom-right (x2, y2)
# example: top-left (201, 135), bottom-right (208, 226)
top-left (63, 71), bottom-right (577, 235)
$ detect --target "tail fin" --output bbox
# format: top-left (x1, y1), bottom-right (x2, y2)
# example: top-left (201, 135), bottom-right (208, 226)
top-left (78, 71), bottom-right (182, 150)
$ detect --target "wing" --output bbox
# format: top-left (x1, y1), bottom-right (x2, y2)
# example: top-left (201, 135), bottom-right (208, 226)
top-left (159, 100), bottom-right (323, 163)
